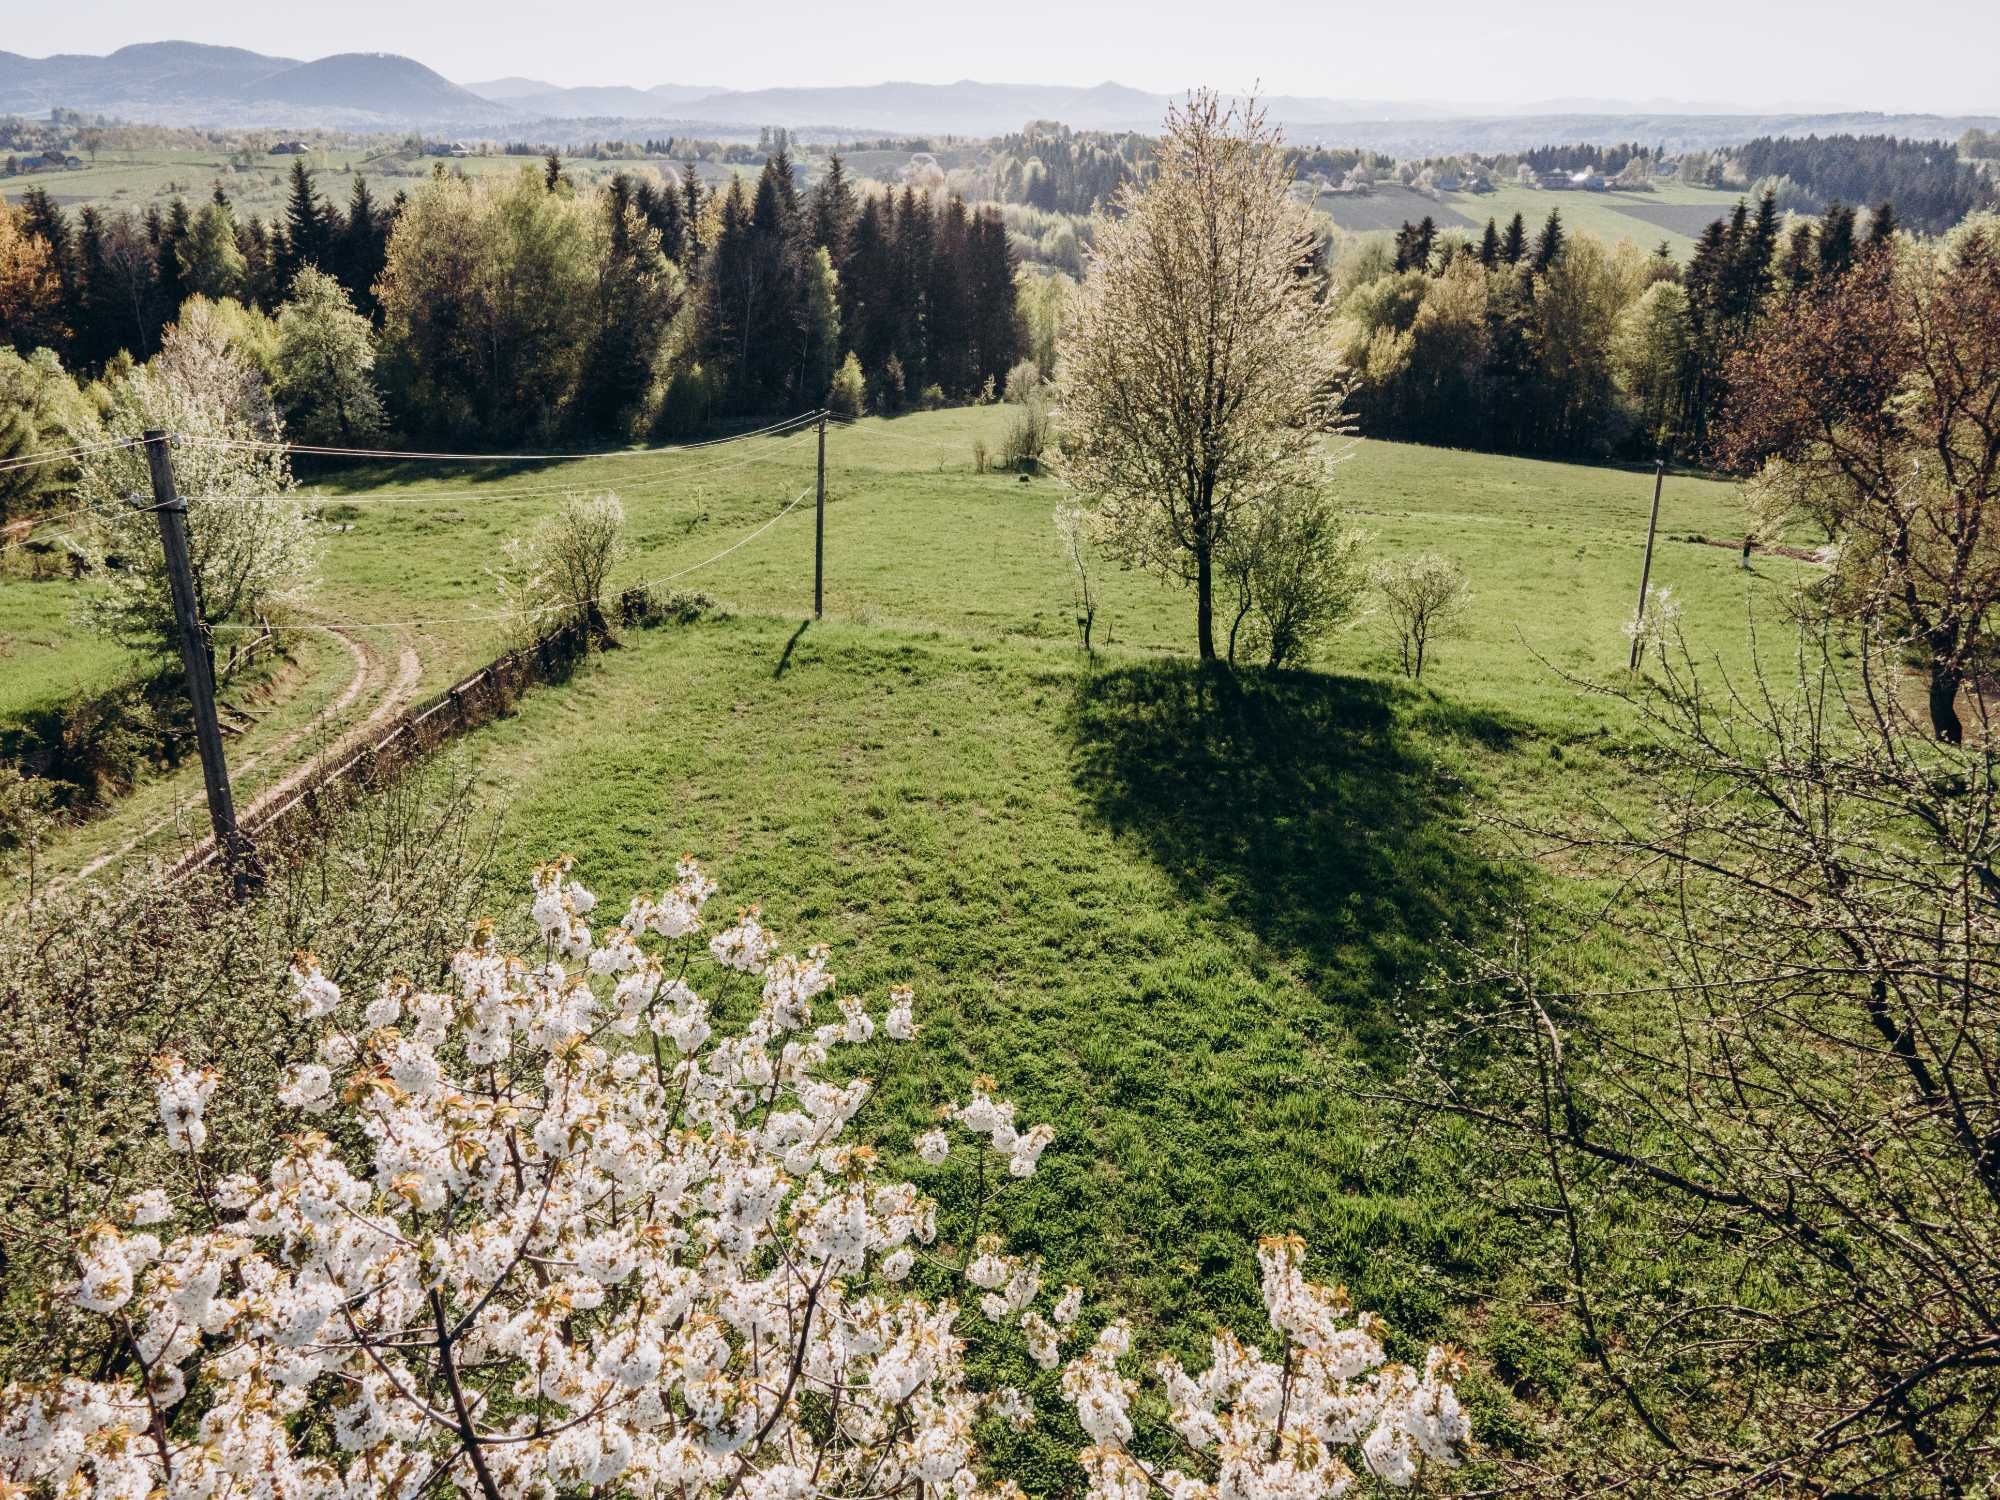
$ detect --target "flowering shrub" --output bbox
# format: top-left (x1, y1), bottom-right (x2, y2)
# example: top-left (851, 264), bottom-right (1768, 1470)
top-left (1, 858), bottom-right (1466, 1498)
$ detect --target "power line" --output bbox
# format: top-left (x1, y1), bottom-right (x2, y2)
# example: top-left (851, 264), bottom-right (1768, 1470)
top-left (0, 504), bottom-right (99, 553)
top-left (175, 410), bottom-right (826, 465)
top-left (207, 484), bottom-right (815, 635)
top-left (0, 437), bottom-right (137, 475)
top-left (183, 426), bottom-right (821, 508)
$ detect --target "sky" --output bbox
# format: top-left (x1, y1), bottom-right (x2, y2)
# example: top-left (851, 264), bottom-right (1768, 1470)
top-left (11, 0), bottom-right (2000, 114)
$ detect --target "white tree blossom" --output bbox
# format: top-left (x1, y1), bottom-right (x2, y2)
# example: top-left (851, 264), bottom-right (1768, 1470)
top-left (1, 858), bottom-right (1465, 1499)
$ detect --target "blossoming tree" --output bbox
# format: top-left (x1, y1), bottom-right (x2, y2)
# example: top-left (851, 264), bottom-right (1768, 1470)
top-left (2, 857), bottom-right (1466, 1497)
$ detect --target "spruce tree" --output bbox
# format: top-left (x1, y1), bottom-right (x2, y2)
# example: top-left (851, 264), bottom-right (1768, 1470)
top-left (809, 153), bottom-right (857, 267)
top-left (679, 162), bottom-right (705, 269)
top-left (1532, 208), bottom-right (1565, 273)
top-left (1412, 215), bottom-right (1438, 274)
top-left (1477, 218), bottom-right (1501, 269)
top-left (1867, 201), bottom-right (1899, 250)
top-left (1817, 201), bottom-right (1858, 277)
top-left (340, 175), bottom-right (386, 317)
top-left (1500, 212), bottom-right (1527, 266)
top-left (281, 160), bottom-right (326, 286)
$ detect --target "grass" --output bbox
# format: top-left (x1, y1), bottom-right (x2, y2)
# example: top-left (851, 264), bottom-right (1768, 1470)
top-left (22, 144), bottom-right (823, 219)
top-left (11, 411), bottom-right (1804, 875)
top-left (15, 409), bottom-right (1825, 1462)
top-left (1316, 179), bottom-right (1753, 259)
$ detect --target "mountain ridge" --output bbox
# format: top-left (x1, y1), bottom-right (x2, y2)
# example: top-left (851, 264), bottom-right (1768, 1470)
top-left (2, 43), bottom-right (1994, 147)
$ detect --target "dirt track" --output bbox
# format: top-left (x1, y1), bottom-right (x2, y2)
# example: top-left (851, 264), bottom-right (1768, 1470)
top-left (72, 625), bottom-right (422, 883)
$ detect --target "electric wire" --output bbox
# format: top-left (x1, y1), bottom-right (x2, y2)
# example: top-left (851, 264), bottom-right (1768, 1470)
top-left (205, 484), bottom-right (816, 634)
top-left (188, 425), bottom-right (821, 508)
top-left (174, 410), bottom-right (825, 464)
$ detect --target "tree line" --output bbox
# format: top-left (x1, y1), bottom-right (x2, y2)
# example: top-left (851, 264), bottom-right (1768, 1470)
top-left (1726, 132), bottom-right (1991, 233)
top-left (1340, 189), bottom-right (1901, 461)
top-left (0, 149), bottom-right (1022, 451)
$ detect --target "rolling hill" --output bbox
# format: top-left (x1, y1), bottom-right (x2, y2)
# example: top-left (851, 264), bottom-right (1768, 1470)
top-left (235, 51), bottom-right (498, 124)
top-left (4, 43), bottom-right (1996, 147)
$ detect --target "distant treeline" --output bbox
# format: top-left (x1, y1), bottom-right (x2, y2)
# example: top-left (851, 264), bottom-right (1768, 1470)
top-left (1727, 134), bottom-right (1991, 234)
top-left (1343, 189), bottom-right (1908, 461)
top-left (990, 123), bottom-right (1150, 215)
top-left (1522, 142), bottom-right (1660, 175)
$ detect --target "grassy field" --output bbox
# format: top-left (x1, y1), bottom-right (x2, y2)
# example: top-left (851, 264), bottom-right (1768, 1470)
top-left (1315, 179), bottom-right (1751, 258)
top-left (9, 144), bottom-right (755, 217)
top-left (8, 411), bottom-right (1798, 884)
top-left (13, 410), bottom-right (1820, 1463)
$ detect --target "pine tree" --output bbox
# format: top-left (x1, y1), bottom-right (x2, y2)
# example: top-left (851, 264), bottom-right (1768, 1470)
top-left (1867, 201), bottom-right (1899, 250)
top-left (280, 160), bottom-right (327, 287)
top-left (340, 175), bottom-right (386, 317)
top-left (809, 153), bottom-right (857, 267)
top-left (1500, 212), bottom-right (1527, 266)
top-left (1477, 218), bottom-right (1501, 269)
top-left (1817, 201), bottom-right (1858, 277)
top-left (1531, 208), bottom-right (1565, 273)
top-left (544, 152), bottom-right (566, 193)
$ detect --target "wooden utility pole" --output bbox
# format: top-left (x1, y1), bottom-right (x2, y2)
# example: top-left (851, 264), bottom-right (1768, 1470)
top-left (142, 429), bottom-right (260, 896)
top-left (1628, 458), bottom-right (1667, 671)
top-left (814, 410), bottom-right (826, 619)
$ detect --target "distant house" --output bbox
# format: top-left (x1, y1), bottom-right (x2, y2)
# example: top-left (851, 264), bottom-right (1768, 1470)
top-left (268, 141), bottom-right (311, 155)
top-left (1434, 173), bottom-right (1462, 192)
top-left (1569, 169), bottom-right (1607, 191)
top-left (421, 140), bottom-right (474, 158)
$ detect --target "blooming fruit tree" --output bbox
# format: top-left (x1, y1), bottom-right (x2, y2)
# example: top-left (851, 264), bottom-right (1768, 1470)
top-left (2, 858), bottom-right (1467, 1498)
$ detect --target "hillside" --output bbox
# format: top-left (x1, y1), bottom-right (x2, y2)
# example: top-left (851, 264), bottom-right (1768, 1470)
top-left (0, 40), bottom-right (298, 114)
top-left (235, 51), bottom-right (499, 123)
top-left (10, 44), bottom-right (1997, 146)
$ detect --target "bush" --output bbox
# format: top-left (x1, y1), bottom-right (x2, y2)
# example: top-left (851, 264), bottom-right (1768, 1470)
top-left (1, 851), bottom-right (1467, 1493)
top-left (618, 584), bottom-right (719, 628)
top-left (499, 492), bottom-right (626, 641)
top-left (1225, 488), bottom-right (1370, 669)
top-left (827, 351), bottom-right (866, 417)
top-left (972, 437), bottom-right (990, 473)
top-left (1004, 357), bottom-right (1043, 403)
top-left (1000, 395), bottom-right (1051, 471)
top-left (919, 381), bottom-right (947, 411)
top-left (1371, 551), bottom-right (1471, 679)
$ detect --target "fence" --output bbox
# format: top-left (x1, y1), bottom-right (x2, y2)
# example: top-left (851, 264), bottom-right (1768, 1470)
top-left (175, 619), bottom-right (594, 884)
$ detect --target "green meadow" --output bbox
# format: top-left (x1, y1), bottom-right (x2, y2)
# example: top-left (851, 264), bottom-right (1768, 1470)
top-left (11, 409), bottom-right (1815, 1465)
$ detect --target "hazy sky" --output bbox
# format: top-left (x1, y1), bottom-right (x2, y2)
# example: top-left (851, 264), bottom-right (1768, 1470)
top-left (12, 0), bottom-right (1999, 112)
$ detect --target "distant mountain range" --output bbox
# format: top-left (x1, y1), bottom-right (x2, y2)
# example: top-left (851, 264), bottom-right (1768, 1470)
top-left (2, 42), bottom-right (1995, 149)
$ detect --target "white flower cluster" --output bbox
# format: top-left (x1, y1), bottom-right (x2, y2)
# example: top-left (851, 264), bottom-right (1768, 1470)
top-left (1062, 1234), bottom-right (1469, 1499)
top-left (1, 859), bottom-right (1465, 1499)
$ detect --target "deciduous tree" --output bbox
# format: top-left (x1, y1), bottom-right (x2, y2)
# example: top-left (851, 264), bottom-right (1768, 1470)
top-left (1052, 91), bottom-right (1348, 660)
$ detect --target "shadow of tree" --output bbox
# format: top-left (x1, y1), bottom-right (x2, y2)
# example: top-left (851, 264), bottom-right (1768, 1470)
top-left (1066, 660), bottom-right (1519, 1041)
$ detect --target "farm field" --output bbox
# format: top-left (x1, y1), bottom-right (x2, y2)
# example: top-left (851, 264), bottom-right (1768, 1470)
top-left (1315, 178), bottom-right (1752, 257)
top-left (9, 143), bottom-right (751, 217)
top-left (7, 409), bottom-right (1793, 884)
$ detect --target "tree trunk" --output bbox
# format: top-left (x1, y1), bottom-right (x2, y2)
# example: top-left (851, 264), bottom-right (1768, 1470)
top-left (1196, 544), bottom-right (1216, 660)
top-left (1929, 663), bottom-right (1965, 744)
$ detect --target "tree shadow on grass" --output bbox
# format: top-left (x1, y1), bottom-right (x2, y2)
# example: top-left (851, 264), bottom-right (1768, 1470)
top-left (1067, 659), bottom-right (1521, 1044)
